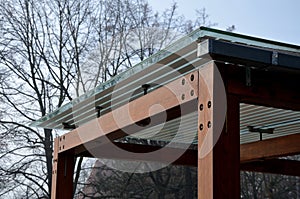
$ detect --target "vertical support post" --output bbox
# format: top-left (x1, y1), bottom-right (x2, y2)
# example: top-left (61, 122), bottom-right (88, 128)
top-left (198, 61), bottom-right (240, 198)
top-left (51, 138), bottom-right (59, 199)
top-left (51, 137), bottom-right (75, 199)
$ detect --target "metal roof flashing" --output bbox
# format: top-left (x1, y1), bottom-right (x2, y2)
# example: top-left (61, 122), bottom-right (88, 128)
top-left (199, 27), bottom-right (300, 54)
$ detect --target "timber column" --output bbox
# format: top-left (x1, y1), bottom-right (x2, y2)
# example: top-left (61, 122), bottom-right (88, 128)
top-left (198, 61), bottom-right (240, 198)
top-left (51, 137), bottom-right (75, 199)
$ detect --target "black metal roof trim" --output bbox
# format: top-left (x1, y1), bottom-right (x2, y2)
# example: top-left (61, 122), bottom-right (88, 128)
top-left (198, 38), bottom-right (300, 71)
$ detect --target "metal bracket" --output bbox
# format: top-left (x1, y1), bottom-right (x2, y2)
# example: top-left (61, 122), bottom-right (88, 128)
top-left (247, 126), bottom-right (274, 141)
top-left (246, 67), bottom-right (252, 87)
top-left (272, 51), bottom-right (278, 65)
top-left (96, 106), bottom-right (103, 118)
top-left (142, 84), bottom-right (151, 95)
top-left (62, 122), bottom-right (76, 130)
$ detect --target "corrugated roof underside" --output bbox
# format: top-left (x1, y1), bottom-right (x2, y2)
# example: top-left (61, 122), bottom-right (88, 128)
top-left (120, 103), bottom-right (300, 145)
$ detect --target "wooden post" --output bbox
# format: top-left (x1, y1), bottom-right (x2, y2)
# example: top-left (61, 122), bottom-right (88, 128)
top-left (198, 61), bottom-right (240, 198)
top-left (51, 137), bottom-right (75, 199)
top-left (51, 138), bottom-right (59, 199)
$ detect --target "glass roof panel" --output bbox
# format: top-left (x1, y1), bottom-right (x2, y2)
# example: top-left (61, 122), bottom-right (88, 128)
top-left (31, 27), bottom-right (300, 129)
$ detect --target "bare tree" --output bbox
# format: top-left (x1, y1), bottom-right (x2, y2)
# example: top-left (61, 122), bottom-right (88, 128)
top-left (0, 0), bottom-right (93, 198)
top-left (78, 0), bottom-right (202, 91)
top-left (241, 171), bottom-right (299, 199)
top-left (0, 0), bottom-right (216, 198)
top-left (75, 160), bottom-right (197, 199)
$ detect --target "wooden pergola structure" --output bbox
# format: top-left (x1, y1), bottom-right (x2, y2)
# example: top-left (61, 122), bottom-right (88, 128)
top-left (32, 27), bottom-right (300, 199)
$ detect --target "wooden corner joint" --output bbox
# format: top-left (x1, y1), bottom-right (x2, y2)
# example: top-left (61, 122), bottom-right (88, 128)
top-left (198, 63), bottom-right (214, 147)
top-left (175, 71), bottom-right (199, 103)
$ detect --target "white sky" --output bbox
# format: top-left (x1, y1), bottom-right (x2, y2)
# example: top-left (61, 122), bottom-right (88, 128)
top-left (148, 0), bottom-right (300, 45)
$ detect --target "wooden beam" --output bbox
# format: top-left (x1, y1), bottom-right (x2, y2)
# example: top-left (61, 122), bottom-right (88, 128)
top-left (240, 133), bottom-right (300, 163)
top-left (78, 142), bottom-right (198, 167)
top-left (57, 71), bottom-right (198, 155)
top-left (75, 133), bottom-right (300, 168)
top-left (223, 63), bottom-right (300, 111)
top-left (198, 62), bottom-right (240, 199)
top-left (72, 100), bottom-right (198, 156)
top-left (241, 159), bottom-right (300, 176)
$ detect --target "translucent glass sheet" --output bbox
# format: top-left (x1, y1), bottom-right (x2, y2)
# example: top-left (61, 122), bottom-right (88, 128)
top-left (31, 27), bottom-right (300, 129)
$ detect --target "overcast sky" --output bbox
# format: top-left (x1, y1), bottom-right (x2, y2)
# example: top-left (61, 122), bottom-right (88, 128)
top-left (148, 0), bottom-right (300, 45)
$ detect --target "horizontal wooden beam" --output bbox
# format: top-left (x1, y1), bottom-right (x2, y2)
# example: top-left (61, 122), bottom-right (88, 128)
top-left (240, 133), bottom-right (300, 163)
top-left (74, 133), bottom-right (300, 168)
top-left (241, 159), bottom-right (300, 176)
top-left (57, 70), bottom-right (198, 154)
top-left (78, 142), bottom-right (198, 167)
top-left (221, 63), bottom-right (300, 111)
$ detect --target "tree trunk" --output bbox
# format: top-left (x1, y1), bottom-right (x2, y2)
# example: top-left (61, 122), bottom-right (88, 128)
top-left (44, 128), bottom-right (53, 197)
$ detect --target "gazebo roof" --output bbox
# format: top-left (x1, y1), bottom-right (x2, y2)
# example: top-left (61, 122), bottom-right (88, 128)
top-left (31, 27), bottom-right (300, 145)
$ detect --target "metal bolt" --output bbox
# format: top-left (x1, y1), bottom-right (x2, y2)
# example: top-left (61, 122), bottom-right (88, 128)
top-left (190, 90), bottom-right (194, 96)
top-left (199, 124), bottom-right (204, 131)
top-left (190, 74), bottom-right (195, 81)
top-left (207, 121), bottom-right (211, 128)
top-left (208, 101), bottom-right (212, 108)
top-left (199, 104), bottom-right (203, 111)
top-left (182, 79), bottom-right (185, 85)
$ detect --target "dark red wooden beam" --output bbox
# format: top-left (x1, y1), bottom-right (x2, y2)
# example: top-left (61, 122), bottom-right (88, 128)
top-left (241, 159), bottom-right (300, 177)
top-left (240, 134), bottom-right (300, 163)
